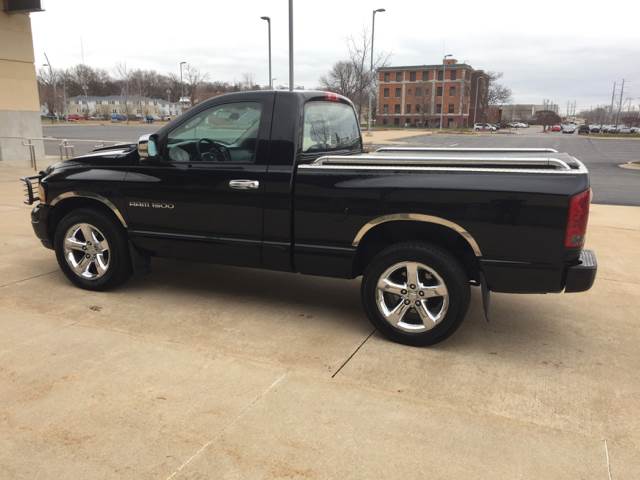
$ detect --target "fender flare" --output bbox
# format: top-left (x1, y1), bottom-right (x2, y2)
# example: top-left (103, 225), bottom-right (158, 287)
top-left (49, 192), bottom-right (128, 228)
top-left (352, 213), bottom-right (482, 257)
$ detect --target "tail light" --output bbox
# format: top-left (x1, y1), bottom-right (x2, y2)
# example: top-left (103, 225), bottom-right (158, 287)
top-left (564, 189), bottom-right (591, 248)
top-left (324, 92), bottom-right (340, 102)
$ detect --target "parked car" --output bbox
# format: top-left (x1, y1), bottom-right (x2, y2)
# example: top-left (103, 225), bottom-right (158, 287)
top-left (551, 124), bottom-right (562, 132)
top-left (618, 126), bottom-right (632, 134)
top-left (509, 122), bottom-right (529, 128)
top-left (21, 90), bottom-right (597, 347)
top-left (578, 125), bottom-right (590, 135)
top-left (562, 124), bottom-right (577, 134)
top-left (631, 127), bottom-right (640, 134)
top-left (110, 113), bottom-right (127, 122)
top-left (589, 125), bottom-right (601, 133)
top-left (65, 114), bottom-right (82, 122)
top-left (474, 123), bottom-right (496, 131)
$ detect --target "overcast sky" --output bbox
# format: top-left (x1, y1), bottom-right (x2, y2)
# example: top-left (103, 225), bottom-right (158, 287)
top-left (31, 0), bottom-right (640, 112)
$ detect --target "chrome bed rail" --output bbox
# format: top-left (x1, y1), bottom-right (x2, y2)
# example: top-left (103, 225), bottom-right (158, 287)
top-left (375, 147), bottom-right (559, 154)
top-left (298, 147), bottom-right (588, 174)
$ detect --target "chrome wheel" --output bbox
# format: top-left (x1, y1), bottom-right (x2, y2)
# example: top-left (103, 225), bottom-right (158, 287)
top-left (376, 261), bottom-right (449, 333)
top-left (63, 223), bottom-right (110, 280)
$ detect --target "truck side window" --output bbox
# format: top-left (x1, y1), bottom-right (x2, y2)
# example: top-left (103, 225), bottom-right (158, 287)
top-left (302, 101), bottom-right (361, 153)
top-left (165, 102), bottom-right (262, 163)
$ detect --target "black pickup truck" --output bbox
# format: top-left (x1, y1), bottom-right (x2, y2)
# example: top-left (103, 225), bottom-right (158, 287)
top-left (22, 90), bottom-right (597, 346)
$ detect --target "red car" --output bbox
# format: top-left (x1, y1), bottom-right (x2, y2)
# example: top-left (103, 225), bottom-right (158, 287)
top-left (550, 124), bottom-right (562, 132)
top-left (65, 114), bottom-right (83, 121)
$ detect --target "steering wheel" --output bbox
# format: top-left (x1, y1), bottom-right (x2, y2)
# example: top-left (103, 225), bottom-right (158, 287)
top-left (196, 138), bottom-right (231, 162)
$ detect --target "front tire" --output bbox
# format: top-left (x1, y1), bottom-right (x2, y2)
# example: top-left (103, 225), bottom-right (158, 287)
top-left (54, 208), bottom-right (132, 290)
top-left (361, 242), bottom-right (470, 346)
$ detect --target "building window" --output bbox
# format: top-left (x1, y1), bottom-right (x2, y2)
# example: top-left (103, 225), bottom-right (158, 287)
top-left (449, 86), bottom-right (456, 96)
top-left (396, 72), bottom-right (402, 81)
top-left (436, 104), bottom-right (442, 114)
top-left (394, 104), bottom-right (401, 114)
top-left (395, 88), bottom-right (401, 97)
top-left (437, 70), bottom-right (443, 81)
top-left (409, 71), bottom-right (416, 81)
top-left (422, 71), bottom-right (428, 81)
top-left (406, 104), bottom-right (411, 113)
top-left (448, 104), bottom-right (455, 113)
top-left (450, 70), bottom-right (457, 80)
top-left (382, 118), bottom-right (388, 125)
top-left (416, 104), bottom-right (421, 113)
top-left (393, 118), bottom-right (400, 126)
top-left (415, 87), bottom-right (423, 97)
top-left (383, 104), bottom-right (389, 114)
top-left (384, 72), bottom-right (390, 82)
top-left (383, 88), bottom-right (389, 98)
top-left (437, 87), bottom-right (443, 97)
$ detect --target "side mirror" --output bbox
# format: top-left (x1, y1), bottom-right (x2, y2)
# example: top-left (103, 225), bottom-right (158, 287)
top-left (137, 134), bottom-right (158, 160)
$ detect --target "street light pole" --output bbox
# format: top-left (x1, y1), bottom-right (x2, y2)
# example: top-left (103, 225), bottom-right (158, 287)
top-left (367, 8), bottom-right (386, 134)
top-left (288, 0), bottom-right (294, 91)
top-left (43, 52), bottom-right (57, 118)
top-left (439, 53), bottom-right (452, 129)
top-left (260, 16), bottom-right (272, 89)
top-left (179, 61), bottom-right (187, 102)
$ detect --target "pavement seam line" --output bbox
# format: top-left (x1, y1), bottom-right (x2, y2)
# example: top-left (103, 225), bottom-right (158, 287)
top-left (604, 439), bottom-right (613, 480)
top-left (0, 269), bottom-right (58, 288)
top-left (164, 372), bottom-right (287, 480)
top-left (331, 329), bottom-right (376, 378)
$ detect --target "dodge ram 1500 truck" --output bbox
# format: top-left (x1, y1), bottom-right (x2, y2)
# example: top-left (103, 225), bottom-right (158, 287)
top-left (22, 90), bottom-right (597, 346)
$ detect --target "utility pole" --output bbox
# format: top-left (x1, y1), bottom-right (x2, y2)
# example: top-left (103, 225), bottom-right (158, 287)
top-left (615, 79), bottom-right (625, 127)
top-left (367, 8), bottom-right (386, 134)
top-left (608, 81), bottom-right (617, 125)
top-left (472, 75), bottom-right (484, 126)
top-left (288, 0), bottom-right (294, 91)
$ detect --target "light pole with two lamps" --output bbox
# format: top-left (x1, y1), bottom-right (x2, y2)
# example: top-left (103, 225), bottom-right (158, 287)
top-left (439, 53), bottom-right (453, 129)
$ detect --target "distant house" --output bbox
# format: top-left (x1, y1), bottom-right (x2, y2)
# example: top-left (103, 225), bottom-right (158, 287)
top-left (67, 95), bottom-right (180, 118)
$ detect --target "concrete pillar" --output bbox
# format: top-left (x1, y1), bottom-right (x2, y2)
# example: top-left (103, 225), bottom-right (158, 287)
top-left (0, 10), bottom-right (44, 164)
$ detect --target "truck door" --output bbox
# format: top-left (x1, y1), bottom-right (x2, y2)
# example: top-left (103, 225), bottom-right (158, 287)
top-left (122, 93), bottom-right (273, 267)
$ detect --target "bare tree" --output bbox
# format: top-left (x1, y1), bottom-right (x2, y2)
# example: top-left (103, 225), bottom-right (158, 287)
top-left (115, 62), bottom-right (132, 122)
top-left (319, 28), bottom-right (389, 119)
top-left (184, 65), bottom-right (208, 105)
top-left (534, 110), bottom-right (561, 131)
top-left (37, 66), bottom-right (59, 115)
top-left (486, 71), bottom-right (512, 105)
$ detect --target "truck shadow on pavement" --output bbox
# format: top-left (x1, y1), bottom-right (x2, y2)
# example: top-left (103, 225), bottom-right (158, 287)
top-left (118, 258), bottom-right (564, 349)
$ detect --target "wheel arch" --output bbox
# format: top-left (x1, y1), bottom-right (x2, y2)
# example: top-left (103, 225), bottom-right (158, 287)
top-left (47, 193), bottom-right (127, 242)
top-left (352, 215), bottom-right (481, 281)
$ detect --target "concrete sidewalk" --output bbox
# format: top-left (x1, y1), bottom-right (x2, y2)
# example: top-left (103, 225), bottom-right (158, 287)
top-left (1, 166), bottom-right (639, 479)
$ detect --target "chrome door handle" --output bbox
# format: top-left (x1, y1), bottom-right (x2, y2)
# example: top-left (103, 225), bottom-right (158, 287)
top-left (229, 179), bottom-right (259, 190)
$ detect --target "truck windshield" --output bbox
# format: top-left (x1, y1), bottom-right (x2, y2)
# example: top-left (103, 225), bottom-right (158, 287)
top-left (302, 101), bottom-right (361, 153)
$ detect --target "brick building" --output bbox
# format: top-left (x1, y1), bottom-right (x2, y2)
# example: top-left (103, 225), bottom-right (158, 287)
top-left (376, 59), bottom-right (489, 128)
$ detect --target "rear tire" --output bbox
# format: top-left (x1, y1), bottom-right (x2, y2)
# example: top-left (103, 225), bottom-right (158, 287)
top-left (361, 242), bottom-right (470, 346)
top-left (54, 208), bottom-right (132, 290)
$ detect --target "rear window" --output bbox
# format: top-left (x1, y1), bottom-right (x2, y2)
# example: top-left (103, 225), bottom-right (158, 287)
top-left (302, 101), bottom-right (361, 153)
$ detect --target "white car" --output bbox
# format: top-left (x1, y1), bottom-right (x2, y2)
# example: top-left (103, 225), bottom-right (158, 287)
top-left (561, 124), bottom-right (576, 134)
top-left (474, 123), bottom-right (496, 132)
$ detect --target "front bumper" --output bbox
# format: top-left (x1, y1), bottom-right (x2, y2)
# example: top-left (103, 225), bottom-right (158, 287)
top-left (564, 249), bottom-right (597, 292)
top-left (31, 203), bottom-right (53, 249)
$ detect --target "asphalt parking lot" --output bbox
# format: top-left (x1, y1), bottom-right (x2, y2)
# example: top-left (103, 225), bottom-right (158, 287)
top-left (397, 131), bottom-right (640, 206)
top-left (43, 124), bottom-right (640, 205)
top-left (1, 158), bottom-right (640, 478)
